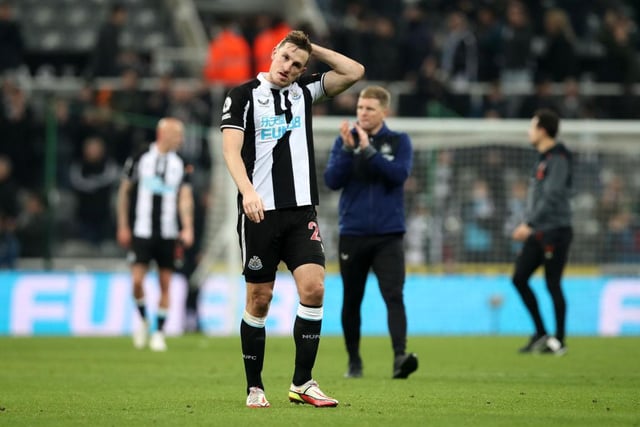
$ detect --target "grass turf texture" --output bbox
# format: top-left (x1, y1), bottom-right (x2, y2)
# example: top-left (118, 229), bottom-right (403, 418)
top-left (0, 336), bottom-right (637, 426)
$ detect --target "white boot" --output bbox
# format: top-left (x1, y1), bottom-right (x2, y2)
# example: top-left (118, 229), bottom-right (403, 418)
top-left (133, 321), bottom-right (148, 349)
top-left (149, 331), bottom-right (167, 352)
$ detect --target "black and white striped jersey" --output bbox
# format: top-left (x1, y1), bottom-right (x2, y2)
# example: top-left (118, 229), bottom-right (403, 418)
top-left (220, 72), bottom-right (327, 211)
top-left (122, 143), bottom-right (191, 239)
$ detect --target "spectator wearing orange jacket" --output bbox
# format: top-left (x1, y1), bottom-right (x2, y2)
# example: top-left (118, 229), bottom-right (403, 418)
top-left (203, 19), bottom-right (251, 87)
top-left (252, 15), bottom-right (292, 74)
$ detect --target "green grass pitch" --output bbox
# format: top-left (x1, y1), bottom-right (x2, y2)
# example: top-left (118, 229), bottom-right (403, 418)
top-left (0, 335), bottom-right (638, 426)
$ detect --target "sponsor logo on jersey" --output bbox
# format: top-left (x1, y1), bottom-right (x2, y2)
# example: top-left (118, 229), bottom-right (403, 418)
top-left (142, 176), bottom-right (177, 194)
top-left (259, 115), bottom-right (302, 140)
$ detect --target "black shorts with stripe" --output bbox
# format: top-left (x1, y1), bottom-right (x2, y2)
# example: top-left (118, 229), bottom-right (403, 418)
top-left (237, 206), bottom-right (325, 283)
top-left (128, 236), bottom-right (177, 269)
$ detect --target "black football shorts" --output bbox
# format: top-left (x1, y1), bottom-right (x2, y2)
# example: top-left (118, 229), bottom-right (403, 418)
top-left (129, 236), bottom-right (177, 269)
top-left (237, 206), bottom-right (325, 283)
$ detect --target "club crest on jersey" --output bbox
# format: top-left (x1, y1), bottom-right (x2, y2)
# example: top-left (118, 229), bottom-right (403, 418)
top-left (381, 142), bottom-right (395, 161)
top-left (247, 256), bottom-right (263, 270)
top-left (290, 89), bottom-right (301, 100)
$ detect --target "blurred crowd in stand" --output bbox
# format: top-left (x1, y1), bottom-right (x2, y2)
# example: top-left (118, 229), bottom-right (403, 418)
top-left (1, 0), bottom-right (640, 266)
top-left (400, 145), bottom-right (640, 267)
top-left (316, 0), bottom-right (640, 119)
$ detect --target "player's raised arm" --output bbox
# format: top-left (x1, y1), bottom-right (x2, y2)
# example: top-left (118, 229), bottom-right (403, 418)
top-left (311, 43), bottom-right (365, 97)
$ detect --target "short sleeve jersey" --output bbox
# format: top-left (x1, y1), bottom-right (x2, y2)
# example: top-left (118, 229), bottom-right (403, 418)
top-left (220, 72), bottom-right (327, 211)
top-left (122, 143), bottom-right (191, 239)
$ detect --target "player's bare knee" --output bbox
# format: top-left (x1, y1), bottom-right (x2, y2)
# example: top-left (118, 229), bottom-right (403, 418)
top-left (247, 292), bottom-right (272, 316)
top-left (299, 282), bottom-right (325, 306)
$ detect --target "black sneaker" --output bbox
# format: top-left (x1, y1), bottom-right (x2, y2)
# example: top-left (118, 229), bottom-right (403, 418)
top-left (344, 361), bottom-right (363, 378)
top-left (518, 333), bottom-right (548, 353)
top-left (393, 353), bottom-right (418, 379)
top-left (541, 336), bottom-right (567, 356)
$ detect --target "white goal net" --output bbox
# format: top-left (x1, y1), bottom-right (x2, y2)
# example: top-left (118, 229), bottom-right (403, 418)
top-left (202, 118), bottom-right (640, 275)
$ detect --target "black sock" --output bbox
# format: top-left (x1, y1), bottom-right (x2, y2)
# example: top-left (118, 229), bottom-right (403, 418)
top-left (135, 299), bottom-right (146, 321)
top-left (241, 319), bottom-right (265, 393)
top-left (292, 316), bottom-right (322, 386)
top-left (157, 309), bottom-right (167, 332)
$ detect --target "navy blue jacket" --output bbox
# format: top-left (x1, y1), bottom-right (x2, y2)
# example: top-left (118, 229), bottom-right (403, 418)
top-left (324, 123), bottom-right (413, 236)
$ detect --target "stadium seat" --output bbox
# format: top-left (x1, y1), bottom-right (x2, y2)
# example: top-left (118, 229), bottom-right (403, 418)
top-left (16, 0), bottom-right (174, 53)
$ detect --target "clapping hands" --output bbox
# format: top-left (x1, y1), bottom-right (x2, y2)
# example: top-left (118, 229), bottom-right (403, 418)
top-left (340, 121), bottom-right (369, 150)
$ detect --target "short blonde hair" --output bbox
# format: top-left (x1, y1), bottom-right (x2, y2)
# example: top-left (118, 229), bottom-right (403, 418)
top-left (359, 85), bottom-right (391, 109)
top-left (277, 30), bottom-right (312, 55)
